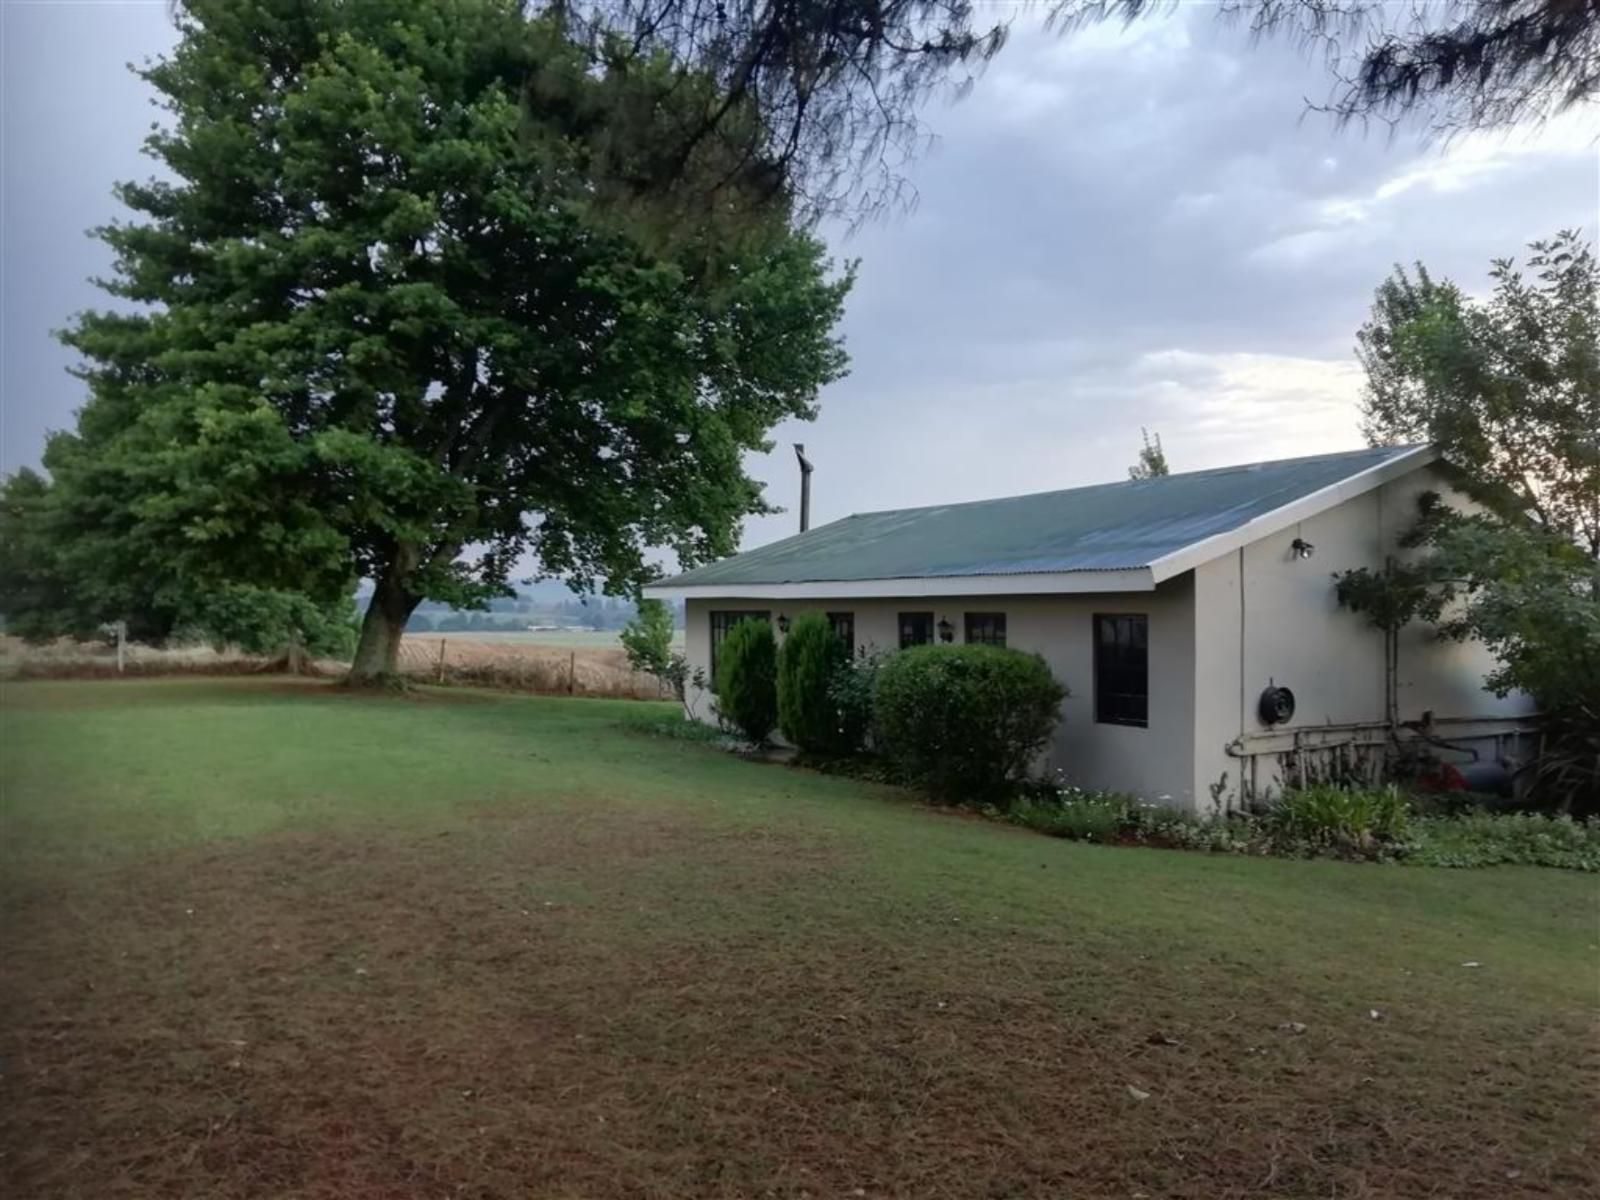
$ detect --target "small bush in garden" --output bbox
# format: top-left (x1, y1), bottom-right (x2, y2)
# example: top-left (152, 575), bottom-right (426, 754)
top-left (1266, 784), bottom-right (1410, 847)
top-left (620, 599), bottom-right (676, 680)
top-left (1007, 785), bottom-right (1268, 853)
top-left (715, 618), bottom-right (778, 746)
top-left (827, 647), bottom-right (884, 757)
top-left (874, 644), bottom-right (1066, 803)
top-left (1124, 805), bottom-right (1265, 854)
top-left (625, 714), bottom-right (731, 745)
top-left (777, 613), bottom-right (848, 754)
top-left (1401, 811), bottom-right (1600, 870)
top-left (1009, 788), bottom-right (1130, 841)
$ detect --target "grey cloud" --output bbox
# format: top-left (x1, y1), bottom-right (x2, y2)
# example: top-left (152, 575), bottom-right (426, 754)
top-left (2, 6), bottom-right (1593, 565)
top-left (735, 15), bottom-right (1595, 549)
top-left (2, 2), bottom-right (175, 475)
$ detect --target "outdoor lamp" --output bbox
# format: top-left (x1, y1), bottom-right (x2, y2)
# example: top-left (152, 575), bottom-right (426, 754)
top-left (777, 613), bottom-right (791, 634)
top-left (1290, 537), bottom-right (1315, 560)
top-left (937, 617), bottom-right (954, 643)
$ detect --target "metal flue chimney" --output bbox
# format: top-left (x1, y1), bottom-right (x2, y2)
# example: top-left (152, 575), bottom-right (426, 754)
top-left (794, 443), bottom-right (813, 533)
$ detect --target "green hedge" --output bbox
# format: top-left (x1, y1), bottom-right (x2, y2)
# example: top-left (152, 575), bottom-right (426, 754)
top-left (874, 644), bottom-right (1066, 803)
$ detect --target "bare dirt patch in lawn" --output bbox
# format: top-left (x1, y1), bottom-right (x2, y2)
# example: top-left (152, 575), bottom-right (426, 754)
top-left (3, 809), bottom-right (1594, 1200)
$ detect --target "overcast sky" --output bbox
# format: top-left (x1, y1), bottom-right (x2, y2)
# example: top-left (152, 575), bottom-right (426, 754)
top-left (3, 2), bottom-right (1596, 558)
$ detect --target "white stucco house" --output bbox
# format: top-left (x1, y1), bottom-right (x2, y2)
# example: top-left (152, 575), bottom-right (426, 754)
top-left (645, 445), bottom-right (1535, 813)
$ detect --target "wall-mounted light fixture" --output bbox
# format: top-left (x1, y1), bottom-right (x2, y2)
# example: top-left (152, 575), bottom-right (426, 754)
top-left (1290, 537), bottom-right (1315, 560)
top-left (937, 617), bottom-right (955, 643)
top-left (776, 614), bottom-right (791, 634)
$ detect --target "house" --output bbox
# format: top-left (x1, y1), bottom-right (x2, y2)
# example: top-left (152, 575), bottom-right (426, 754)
top-left (644, 445), bottom-right (1536, 812)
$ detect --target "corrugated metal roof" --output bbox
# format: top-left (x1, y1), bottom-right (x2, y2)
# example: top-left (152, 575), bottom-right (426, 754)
top-left (659, 445), bottom-right (1426, 588)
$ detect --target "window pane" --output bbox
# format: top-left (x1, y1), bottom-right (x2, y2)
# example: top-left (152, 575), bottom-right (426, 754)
top-left (964, 612), bottom-right (1006, 647)
top-left (898, 612), bottom-right (933, 649)
top-left (709, 610), bottom-right (769, 689)
top-left (827, 612), bottom-right (855, 652)
top-left (1094, 614), bottom-right (1148, 727)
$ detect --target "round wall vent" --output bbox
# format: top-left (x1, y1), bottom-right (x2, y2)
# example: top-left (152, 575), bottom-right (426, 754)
top-left (1258, 685), bottom-right (1296, 726)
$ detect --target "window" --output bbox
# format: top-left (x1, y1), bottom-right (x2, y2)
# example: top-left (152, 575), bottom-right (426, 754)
top-left (709, 610), bottom-right (770, 688)
top-left (1095, 613), bottom-right (1148, 727)
top-left (898, 611), bottom-right (934, 649)
top-left (826, 612), bottom-right (855, 653)
top-left (965, 612), bottom-right (1007, 647)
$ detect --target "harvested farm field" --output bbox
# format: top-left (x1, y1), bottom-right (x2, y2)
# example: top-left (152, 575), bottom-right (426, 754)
top-left (395, 633), bottom-right (669, 698)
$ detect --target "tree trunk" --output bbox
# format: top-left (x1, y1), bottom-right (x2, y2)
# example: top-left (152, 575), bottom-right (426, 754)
top-left (346, 573), bottom-right (421, 686)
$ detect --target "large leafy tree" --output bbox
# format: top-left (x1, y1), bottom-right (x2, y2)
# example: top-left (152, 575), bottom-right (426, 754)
top-left (1336, 231), bottom-right (1599, 807)
top-left (27, 0), bottom-right (851, 683)
top-left (1357, 229), bottom-right (1598, 555)
top-left (0, 470), bottom-right (85, 642)
top-left (0, 393), bottom-right (356, 648)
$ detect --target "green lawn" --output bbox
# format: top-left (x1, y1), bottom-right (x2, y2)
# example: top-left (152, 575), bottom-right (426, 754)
top-left (2, 678), bottom-right (1596, 1199)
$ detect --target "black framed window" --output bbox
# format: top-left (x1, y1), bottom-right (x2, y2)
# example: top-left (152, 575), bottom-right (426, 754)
top-left (1094, 613), bottom-right (1148, 727)
top-left (826, 612), bottom-right (855, 652)
top-left (898, 611), bottom-right (934, 649)
top-left (709, 610), bottom-right (770, 688)
top-left (965, 612), bottom-right (1007, 647)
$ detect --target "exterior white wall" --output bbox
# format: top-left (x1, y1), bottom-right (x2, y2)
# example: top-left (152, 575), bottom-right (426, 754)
top-left (1191, 552), bottom-right (1248, 809)
top-left (1381, 466), bottom-right (1526, 720)
top-left (1191, 463), bottom-right (1533, 807)
top-left (685, 580), bottom-right (1200, 806)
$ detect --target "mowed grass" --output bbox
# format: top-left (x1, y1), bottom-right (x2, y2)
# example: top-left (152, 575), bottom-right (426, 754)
top-left (1, 679), bottom-right (1596, 1200)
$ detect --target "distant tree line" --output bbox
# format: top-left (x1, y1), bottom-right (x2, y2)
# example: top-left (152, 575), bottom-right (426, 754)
top-left (404, 594), bottom-right (683, 634)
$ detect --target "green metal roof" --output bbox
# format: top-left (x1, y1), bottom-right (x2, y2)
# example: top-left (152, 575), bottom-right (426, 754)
top-left (656, 445), bottom-right (1428, 589)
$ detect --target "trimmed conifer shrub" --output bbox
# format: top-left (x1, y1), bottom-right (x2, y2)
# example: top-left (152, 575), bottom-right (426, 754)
top-left (715, 617), bottom-right (778, 745)
top-left (778, 613), bottom-right (848, 754)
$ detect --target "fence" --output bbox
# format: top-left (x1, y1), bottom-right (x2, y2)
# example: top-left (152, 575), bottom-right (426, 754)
top-left (0, 634), bottom-right (268, 680)
top-left (1, 632), bottom-right (671, 701)
top-left (1224, 715), bottom-right (1544, 807)
top-left (394, 635), bottom-right (668, 700)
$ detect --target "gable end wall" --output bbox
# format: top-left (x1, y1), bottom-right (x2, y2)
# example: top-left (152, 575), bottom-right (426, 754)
top-left (1191, 462), bottom-right (1533, 808)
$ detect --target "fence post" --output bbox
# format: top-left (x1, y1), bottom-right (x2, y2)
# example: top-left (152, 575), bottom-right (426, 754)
top-left (436, 638), bottom-right (447, 683)
top-left (568, 650), bottom-right (576, 695)
top-left (115, 620), bottom-right (126, 674)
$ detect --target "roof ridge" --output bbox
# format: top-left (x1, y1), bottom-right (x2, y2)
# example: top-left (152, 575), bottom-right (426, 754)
top-left (649, 443), bottom-right (1437, 594)
top-left (845, 443), bottom-right (1424, 522)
